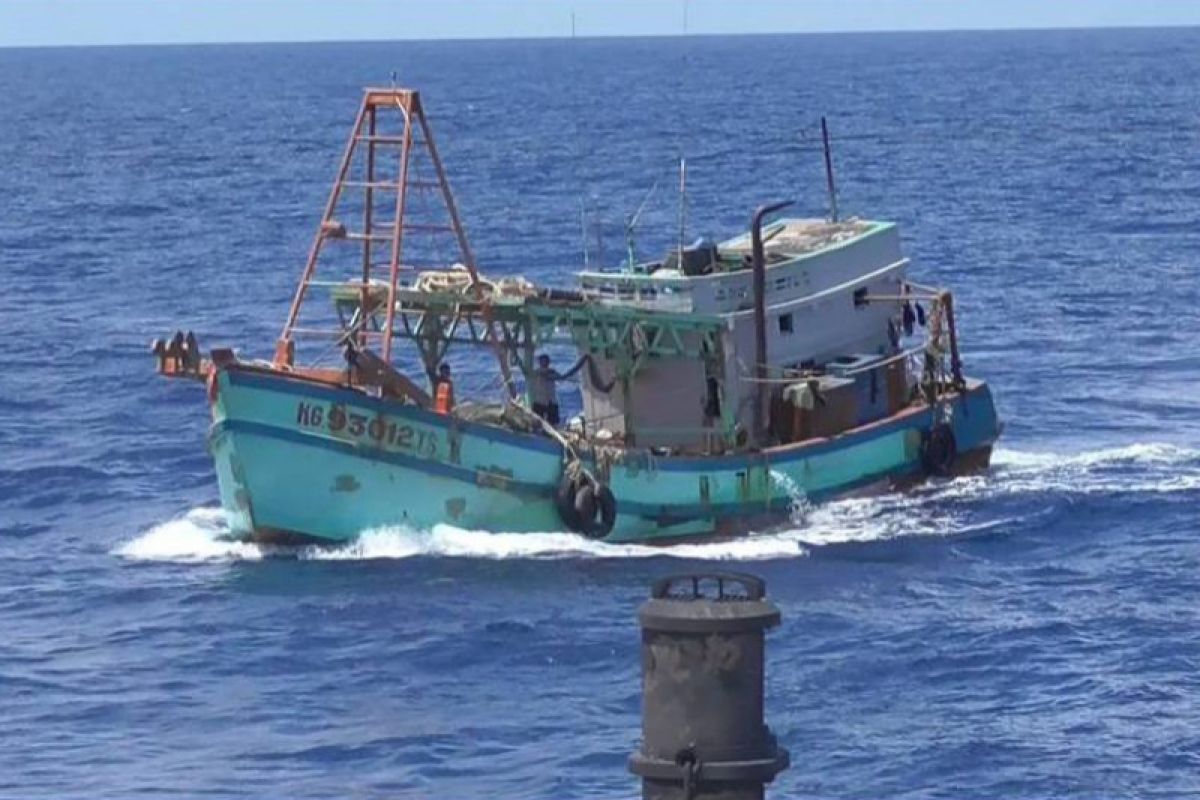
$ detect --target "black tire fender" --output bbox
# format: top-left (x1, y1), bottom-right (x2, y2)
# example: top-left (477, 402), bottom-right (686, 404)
top-left (573, 483), bottom-right (597, 527)
top-left (921, 423), bottom-right (958, 477)
top-left (575, 482), bottom-right (617, 540)
top-left (592, 484), bottom-right (617, 539)
top-left (555, 472), bottom-right (584, 532)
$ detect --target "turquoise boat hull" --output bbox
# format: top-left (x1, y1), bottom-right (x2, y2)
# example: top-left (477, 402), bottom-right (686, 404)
top-left (207, 366), bottom-right (1002, 545)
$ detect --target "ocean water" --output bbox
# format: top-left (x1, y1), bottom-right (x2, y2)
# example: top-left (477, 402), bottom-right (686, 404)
top-left (1, 28), bottom-right (1199, 798)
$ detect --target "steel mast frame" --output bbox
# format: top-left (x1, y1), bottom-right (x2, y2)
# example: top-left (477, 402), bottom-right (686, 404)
top-left (277, 87), bottom-right (515, 397)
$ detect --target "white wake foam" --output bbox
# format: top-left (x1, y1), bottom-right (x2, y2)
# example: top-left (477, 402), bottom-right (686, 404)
top-left (992, 442), bottom-right (1197, 470)
top-left (115, 507), bottom-right (264, 562)
top-left (959, 442), bottom-right (1200, 498)
top-left (305, 525), bottom-right (807, 561)
top-left (117, 442), bottom-right (1199, 563)
top-left (769, 469), bottom-right (813, 527)
top-left (115, 510), bottom-right (808, 563)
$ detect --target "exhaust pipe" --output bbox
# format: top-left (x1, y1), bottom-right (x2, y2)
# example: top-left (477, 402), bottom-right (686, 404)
top-left (750, 201), bottom-right (794, 444)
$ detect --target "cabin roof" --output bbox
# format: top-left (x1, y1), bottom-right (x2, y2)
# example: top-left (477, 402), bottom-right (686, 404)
top-left (719, 218), bottom-right (885, 258)
top-left (577, 218), bottom-right (893, 284)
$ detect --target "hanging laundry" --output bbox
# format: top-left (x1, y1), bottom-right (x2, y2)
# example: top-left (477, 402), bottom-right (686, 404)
top-left (888, 318), bottom-right (901, 349)
top-left (902, 302), bottom-right (916, 336)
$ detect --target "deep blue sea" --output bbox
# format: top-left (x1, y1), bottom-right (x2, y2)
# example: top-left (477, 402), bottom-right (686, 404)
top-left (1, 27), bottom-right (1199, 798)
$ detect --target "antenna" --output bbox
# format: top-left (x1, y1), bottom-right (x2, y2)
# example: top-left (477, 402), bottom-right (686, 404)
top-left (625, 179), bottom-right (659, 270)
top-left (595, 208), bottom-right (605, 268)
top-left (624, 213), bottom-right (636, 271)
top-left (676, 156), bottom-right (688, 266)
top-left (675, 0), bottom-right (690, 264)
top-left (821, 116), bottom-right (840, 223)
top-left (580, 197), bottom-right (590, 270)
top-left (570, 7), bottom-right (591, 269)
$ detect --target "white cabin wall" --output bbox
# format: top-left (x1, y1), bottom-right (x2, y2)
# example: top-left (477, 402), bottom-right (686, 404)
top-left (728, 273), bottom-right (905, 363)
top-left (691, 223), bottom-right (906, 315)
top-left (580, 356), bottom-right (709, 448)
top-left (629, 358), bottom-right (708, 447)
top-left (575, 220), bottom-right (915, 442)
top-left (581, 357), bottom-right (625, 436)
top-left (723, 267), bottom-right (907, 435)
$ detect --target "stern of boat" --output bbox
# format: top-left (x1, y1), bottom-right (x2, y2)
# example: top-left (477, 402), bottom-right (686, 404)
top-left (946, 378), bottom-right (1003, 473)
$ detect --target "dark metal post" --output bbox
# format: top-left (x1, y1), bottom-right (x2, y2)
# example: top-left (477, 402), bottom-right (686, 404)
top-left (821, 117), bottom-right (839, 223)
top-left (750, 201), bottom-right (794, 445)
top-left (630, 573), bottom-right (789, 800)
top-left (359, 105), bottom-right (377, 349)
top-left (940, 291), bottom-right (965, 389)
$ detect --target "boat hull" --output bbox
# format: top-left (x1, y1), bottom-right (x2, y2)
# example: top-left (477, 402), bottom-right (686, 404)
top-left (208, 366), bottom-right (1002, 545)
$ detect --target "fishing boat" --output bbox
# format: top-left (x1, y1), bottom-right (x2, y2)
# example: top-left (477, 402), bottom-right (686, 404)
top-left (153, 86), bottom-right (1002, 545)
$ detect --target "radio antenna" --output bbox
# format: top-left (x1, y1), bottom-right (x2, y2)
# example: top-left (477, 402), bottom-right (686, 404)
top-left (570, 8), bottom-right (592, 269)
top-left (625, 179), bottom-right (659, 269)
top-left (676, 156), bottom-right (688, 265)
top-left (675, 0), bottom-right (690, 264)
top-left (580, 198), bottom-right (590, 270)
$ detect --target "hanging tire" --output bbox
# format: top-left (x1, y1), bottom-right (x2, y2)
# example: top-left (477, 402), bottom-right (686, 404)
top-left (593, 485), bottom-right (617, 538)
top-left (921, 423), bottom-right (958, 477)
top-left (576, 482), bottom-right (617, 540)
top-left (574, 483), bottom-right (598, 526)
top-left (555, 472), bottom-right (584, 531)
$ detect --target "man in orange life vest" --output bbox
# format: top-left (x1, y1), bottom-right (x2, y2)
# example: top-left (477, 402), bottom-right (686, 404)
top-left (434, 363), bottom-right (455, 414)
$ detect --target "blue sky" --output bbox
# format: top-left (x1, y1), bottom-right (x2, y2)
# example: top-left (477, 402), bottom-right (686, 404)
top-left (2, 0), bottom-right (1199, 47)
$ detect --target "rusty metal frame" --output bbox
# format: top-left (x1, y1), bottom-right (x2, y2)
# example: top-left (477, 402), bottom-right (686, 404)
top-left (279, 98), bottom-right (370, 350)
top-left (277, 87), bottom-right (515, 399)
top-left (381, 95), bottom-right (414, 363)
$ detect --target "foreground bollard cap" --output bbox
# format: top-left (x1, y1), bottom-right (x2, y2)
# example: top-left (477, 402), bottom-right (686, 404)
top-left (630, 573), bottom-right (789, 800)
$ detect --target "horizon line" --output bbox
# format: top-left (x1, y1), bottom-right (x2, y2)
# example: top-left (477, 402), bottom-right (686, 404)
top-left (1, 22), bottom-right (1197, 51)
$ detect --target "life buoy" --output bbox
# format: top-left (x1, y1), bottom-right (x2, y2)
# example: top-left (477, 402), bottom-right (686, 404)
top-left (921, 423), bottom-right (957, 477)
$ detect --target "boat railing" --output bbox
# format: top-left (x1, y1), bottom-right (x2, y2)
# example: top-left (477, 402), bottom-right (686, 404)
top-left (578, 274), bottom-right (698, 313)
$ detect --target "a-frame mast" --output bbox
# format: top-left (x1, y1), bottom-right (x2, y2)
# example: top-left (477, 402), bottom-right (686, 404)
top-left (277, 87), bottom-right (515, 397)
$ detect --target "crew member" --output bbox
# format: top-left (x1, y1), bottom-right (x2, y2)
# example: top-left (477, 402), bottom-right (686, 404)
top-left (530, 355), bottom-right (561, 425)
top-left (434, 363), bottom-right (455, 414)
top-left (530, 354), bottom-right (587, 426)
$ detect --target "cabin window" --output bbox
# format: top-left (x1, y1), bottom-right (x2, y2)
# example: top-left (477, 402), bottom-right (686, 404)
top-left (778, 313), bottom-right (794, 335)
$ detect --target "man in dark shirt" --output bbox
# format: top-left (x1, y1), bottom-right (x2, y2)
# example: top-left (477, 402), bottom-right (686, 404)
top-left (530, 354), bottom-right (562, 425)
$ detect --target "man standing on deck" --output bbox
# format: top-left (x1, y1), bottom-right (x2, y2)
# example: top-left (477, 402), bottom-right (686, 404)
top-left (530, 354), bottom-right (586, 426)
top-left (530, 354), bottom-right (563, 425)
top-left (434, 363), bottom-right (455, 415)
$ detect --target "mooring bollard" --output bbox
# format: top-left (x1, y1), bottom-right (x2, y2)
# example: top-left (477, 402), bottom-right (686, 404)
top-left (630, 573), bottom-right (789, 800)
